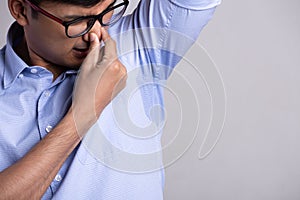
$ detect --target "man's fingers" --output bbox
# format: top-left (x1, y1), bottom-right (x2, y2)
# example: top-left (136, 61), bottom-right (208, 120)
top-left (89, 32), bottom-right (100, 51)
top-left (100, 28), bottom-right (117, 58)
top-left (101, 27), bottom-right (111, 42)
top-left (81, 33), bottom-right (100, 68)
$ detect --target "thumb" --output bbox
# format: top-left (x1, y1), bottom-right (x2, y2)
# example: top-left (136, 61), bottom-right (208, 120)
top-left (80, 33), bottom-right (100, 70)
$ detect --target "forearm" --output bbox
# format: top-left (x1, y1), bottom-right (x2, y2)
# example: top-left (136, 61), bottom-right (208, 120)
top-left (0, 112), bottom-right (80, 200)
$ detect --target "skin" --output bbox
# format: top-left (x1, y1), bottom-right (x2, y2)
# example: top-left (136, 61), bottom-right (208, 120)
top-left (0, 0), bottom-right (127, 199)
top-left (15, 0), bottom-right (114, 79)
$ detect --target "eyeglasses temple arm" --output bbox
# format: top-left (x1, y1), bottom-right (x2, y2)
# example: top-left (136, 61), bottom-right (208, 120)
top-left (25, 0), bottom-right (64, 24)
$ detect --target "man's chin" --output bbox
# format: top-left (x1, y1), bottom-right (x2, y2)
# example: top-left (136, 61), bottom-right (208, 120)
top-left (66, 63), bottom-right (82, 70)
top-left (55, 60), bottom-right (82, 72)
top-left (66, 58), bottom-right (86, 69)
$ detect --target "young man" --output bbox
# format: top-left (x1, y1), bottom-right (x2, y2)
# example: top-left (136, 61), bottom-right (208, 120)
top-left (0, 0), bottom-right (220, 199)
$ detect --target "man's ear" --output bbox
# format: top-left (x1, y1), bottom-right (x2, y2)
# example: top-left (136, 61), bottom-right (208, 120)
top-left (8, 0), bottom-right (29, 26)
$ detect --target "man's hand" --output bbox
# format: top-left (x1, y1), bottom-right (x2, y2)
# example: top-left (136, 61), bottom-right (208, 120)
top-left (0, 28), bottom-right (127, 200)
top-left (71, 27), bottom-right (127, 137)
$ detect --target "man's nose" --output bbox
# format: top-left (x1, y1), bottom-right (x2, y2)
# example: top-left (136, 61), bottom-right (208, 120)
top-left (83, 19), bottom-right (102, 42)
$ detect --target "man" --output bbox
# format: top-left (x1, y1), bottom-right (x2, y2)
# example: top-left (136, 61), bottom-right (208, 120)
top-left (0, 0), bottom-right (220, 199)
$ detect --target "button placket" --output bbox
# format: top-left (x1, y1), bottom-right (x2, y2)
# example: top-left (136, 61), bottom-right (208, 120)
top-left (37, 87), bottom-right (53, 139)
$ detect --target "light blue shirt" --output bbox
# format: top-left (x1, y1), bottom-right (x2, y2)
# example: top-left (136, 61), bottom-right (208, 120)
top-left (0, 0), bottom-right (220, 199)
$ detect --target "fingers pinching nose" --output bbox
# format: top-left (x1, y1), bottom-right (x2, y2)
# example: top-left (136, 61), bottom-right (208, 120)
top-left (89, 33), bottom-right (100, 50)
top-left (100, 27), bottom-right (111, 42)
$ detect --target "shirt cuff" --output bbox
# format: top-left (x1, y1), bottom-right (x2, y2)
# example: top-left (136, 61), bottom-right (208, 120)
top-left (169, 0), bottom-right (222, 10)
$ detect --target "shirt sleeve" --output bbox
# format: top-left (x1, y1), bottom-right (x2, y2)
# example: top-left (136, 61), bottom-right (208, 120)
top-left (109, 0), bottom-right (221, 80)
top-left (169, 0), bottom-right (221, 10)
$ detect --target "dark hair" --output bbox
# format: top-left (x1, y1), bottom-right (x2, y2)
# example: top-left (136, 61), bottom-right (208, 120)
top-left (30, 0), bottom-right (103, 7)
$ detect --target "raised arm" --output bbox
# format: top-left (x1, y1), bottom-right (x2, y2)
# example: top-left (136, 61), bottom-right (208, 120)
top-left (109, 0), bottom-right (221, 79)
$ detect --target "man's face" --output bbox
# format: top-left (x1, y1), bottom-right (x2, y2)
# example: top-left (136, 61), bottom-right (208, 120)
top-left (24, 0), bottom-right (114, 69)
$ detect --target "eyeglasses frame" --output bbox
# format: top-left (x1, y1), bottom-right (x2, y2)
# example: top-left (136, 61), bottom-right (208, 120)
top-left (25, 0), bottom-right (129, 38)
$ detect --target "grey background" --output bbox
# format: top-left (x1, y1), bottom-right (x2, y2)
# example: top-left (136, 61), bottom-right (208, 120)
top-left (1, 0), bottom-right (300, 199)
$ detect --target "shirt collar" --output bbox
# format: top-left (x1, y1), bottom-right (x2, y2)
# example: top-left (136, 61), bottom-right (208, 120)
top-left (3, 22), bottom-right (28, 89)
top-left (3, 22), bottom-right (78, 89)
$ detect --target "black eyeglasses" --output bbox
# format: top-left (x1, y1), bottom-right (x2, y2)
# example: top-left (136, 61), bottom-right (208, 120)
top-left (25, 0), bottom-right (129, 38)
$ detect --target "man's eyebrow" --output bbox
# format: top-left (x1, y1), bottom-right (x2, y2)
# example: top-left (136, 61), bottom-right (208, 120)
top-left (63, 15), bottom-right (83, 20)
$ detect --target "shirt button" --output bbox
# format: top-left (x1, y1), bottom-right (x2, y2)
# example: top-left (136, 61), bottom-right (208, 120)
top-left (44, 90), bottom-right (50, 97)
top-left (30, 68), bottom-right (38, 74)
top-left (45, 125), bottom-right (53, 133)
top-left (18, 73), bottom-right (24, 78)
top-left (55, 174), bottom-right (62, 182)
